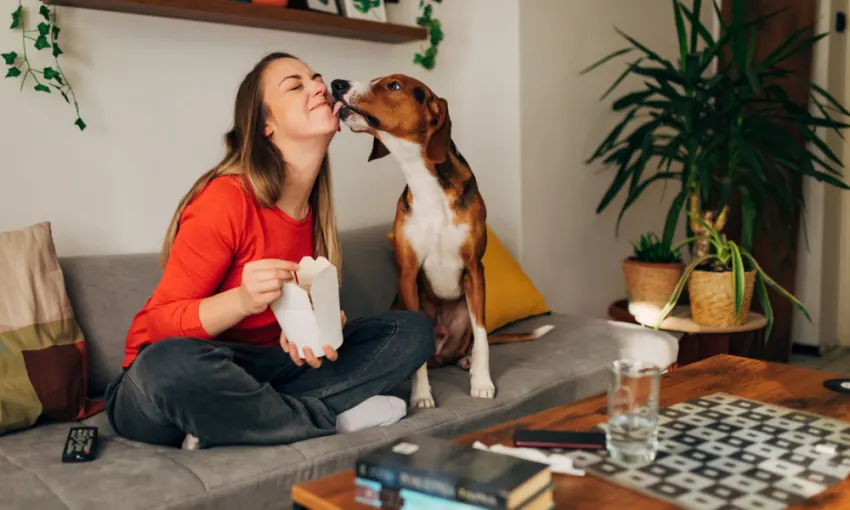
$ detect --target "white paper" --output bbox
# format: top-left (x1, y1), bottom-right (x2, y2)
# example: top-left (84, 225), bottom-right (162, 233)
top-left (269, 256), bottom-right (344, 359)
top-left (472, 441), bottom-right (586, 476)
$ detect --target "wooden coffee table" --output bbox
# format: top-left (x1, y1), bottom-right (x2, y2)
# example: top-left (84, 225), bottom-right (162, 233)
top-left (291, 354), bottom-right (850, 509)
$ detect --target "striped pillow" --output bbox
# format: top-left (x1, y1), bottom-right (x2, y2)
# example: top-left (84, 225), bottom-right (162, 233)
top-left (0, 222), bottom-right (103, 435)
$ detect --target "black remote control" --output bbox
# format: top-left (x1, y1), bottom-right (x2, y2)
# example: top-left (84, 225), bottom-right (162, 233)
top-left (62, 426), bottom-right (98, 463)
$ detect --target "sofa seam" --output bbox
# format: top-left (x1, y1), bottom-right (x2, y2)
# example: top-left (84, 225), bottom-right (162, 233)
top-left (146, 363), bottom-right (608, 510)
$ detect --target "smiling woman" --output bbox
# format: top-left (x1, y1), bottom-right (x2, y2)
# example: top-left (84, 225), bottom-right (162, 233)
top-left (101, 52), bottom-right (436, 451)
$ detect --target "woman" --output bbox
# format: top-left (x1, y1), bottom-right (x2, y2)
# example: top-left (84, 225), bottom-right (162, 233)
top-left (104, 52), bottom-right (435, 450)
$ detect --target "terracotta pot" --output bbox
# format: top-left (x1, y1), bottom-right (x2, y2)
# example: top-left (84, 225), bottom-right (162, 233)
top-left (252, 0), bottom-right (289, 6)
top-left (621, 257), bottom-right (684, 325)
top-left (687, 268), bottom-right (756, 327)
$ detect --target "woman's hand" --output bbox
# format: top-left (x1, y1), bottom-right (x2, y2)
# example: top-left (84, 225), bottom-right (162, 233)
top-left (238, 259), bottom-right (300, 316)
top-left (277, 309), bottom-right (347, 368)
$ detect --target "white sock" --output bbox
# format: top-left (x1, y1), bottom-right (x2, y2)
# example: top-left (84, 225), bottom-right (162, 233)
top-left (181, 433), bottom-right (200, 451)
top-left (335, 395), bottom-right (407, 433)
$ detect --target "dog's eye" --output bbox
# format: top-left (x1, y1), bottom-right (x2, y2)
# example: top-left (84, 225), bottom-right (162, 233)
top-left (387, 81), bottom-right (401, 91)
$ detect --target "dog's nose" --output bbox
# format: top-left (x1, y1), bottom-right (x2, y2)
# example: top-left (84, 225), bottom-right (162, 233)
top-left (331, 79), bottom-right (350, 99)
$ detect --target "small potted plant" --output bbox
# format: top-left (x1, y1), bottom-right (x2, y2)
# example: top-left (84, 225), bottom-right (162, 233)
top-left (622, 232), bottom-right (686, 325)
top-left (656, 213), bottom-right (810, 340)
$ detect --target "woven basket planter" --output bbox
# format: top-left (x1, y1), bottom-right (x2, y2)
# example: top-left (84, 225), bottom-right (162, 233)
top-left (687, 268), bottom-right (756, 327)
top-left (621, 258), bottom-right (683, 324)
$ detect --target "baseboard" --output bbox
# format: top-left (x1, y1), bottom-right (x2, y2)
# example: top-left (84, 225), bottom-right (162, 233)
top-left (791, 344), bottom-right (821, 357)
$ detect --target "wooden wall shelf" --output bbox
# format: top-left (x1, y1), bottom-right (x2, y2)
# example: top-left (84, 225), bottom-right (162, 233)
top-left (45, 0), bottom-right (428, 43)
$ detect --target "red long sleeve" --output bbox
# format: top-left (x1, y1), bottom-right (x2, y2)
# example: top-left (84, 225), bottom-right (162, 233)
top-left (122, 175), bottom-right (315, 367)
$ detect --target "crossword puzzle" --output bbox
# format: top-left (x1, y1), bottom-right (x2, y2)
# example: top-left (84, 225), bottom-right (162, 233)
top-left (565, 393), bottom-right (850, 510)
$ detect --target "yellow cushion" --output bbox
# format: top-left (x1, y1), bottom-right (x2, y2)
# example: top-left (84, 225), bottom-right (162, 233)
top-left (387, 225), bottom-right (550, 332)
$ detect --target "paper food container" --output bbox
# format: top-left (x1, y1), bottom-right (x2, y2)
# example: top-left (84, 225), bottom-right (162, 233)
top-left (269, 256), bottom-right (344, 359)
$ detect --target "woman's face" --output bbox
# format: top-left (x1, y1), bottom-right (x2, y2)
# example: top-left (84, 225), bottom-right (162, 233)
top-left (261, 57), bottom-right (339, 142)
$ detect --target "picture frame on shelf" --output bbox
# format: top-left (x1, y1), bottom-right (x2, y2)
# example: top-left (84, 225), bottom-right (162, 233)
top-left (341, 0), bottom-right (387, 23)
top-left (302, 0), bottom-right (341, 15)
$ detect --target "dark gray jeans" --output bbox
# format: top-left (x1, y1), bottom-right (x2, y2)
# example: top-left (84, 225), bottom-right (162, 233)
top-left (104, 310), bottom-right (434, 449)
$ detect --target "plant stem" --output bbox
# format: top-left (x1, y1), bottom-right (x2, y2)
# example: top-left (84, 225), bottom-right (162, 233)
top-left (49, 3), bottom-right (81, 122)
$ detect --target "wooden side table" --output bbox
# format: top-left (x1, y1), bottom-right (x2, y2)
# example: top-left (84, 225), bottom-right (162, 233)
top-left (608, 299), bottom-right (767, 368)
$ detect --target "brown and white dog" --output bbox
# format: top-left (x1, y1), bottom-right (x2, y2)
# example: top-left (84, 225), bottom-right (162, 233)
top-left (331, 74), bottom-right (553, 408)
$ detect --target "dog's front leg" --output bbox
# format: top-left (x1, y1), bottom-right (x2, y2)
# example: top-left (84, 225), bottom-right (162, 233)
top-left (396, 239), bottom-right (435, 409)
top-left (464, 261), bottom-right (495, 399)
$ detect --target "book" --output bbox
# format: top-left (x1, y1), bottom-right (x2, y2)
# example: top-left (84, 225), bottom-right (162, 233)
top-left (355, 477), bottom-right (556, 510)
top-left (355, 436), bottom-right (552, 510)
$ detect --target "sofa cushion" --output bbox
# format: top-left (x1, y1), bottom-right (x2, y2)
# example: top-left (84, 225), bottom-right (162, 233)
top-left (0, 313), bottom-right (678, 509)
top-left (0, 222), bottom-right (102, 436)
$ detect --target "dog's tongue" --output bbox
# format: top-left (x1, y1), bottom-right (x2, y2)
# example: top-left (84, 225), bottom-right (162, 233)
top-left (333, 102), bottom-right (343, 117)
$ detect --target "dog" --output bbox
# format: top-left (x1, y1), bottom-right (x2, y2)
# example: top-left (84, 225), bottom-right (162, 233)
top-left (331, 74), bottom-right (554, 408)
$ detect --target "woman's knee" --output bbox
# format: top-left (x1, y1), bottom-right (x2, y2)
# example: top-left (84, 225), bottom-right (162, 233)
top-left (382, 310), bottom-right (435, 366)
top-left (125, 338), bottom-right (219, 399)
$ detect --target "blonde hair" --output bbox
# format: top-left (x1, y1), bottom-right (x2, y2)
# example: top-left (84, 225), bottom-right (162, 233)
top-left (160, 52), bottom-right (342, 277)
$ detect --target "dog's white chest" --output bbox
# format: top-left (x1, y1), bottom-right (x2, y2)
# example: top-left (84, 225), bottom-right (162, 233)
top-left (403, 180), bottom-right (469, 301)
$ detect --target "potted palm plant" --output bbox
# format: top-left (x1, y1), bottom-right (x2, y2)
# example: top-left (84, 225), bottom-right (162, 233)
top-left (622, 232), bottom-right (686, 325)
top-left (657, 212), bottom-right (809, 340)
top-left (581, 0), bottom-right (850, 260)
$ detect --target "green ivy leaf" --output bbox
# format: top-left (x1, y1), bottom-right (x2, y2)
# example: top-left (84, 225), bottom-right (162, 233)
top-left (1, 51), bottom-right (16, 65)
top-left (38, 22), bottom-right (50, 36)
top-left (35, 36), bottom-right (51, 50)
top-left (34, 83), bottom-right (50, 93)
top-left (52, 25), bottom-right (60, 39)
top-left (10, 5), bottom-right (22, 29)
top-left (43, 66), bottom-right (59, 80)
top-left (75, 118), bottom-right (86, 131)
top-left (5, 66), bottom-right (21, 78)
top-left (40, 5), bottom-right (50, 20)
top-left (52, 43), bottom-right (63, 57)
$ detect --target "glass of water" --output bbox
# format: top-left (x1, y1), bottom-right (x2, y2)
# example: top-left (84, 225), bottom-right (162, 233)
top-left (606, 359), bottom-right (661, 466)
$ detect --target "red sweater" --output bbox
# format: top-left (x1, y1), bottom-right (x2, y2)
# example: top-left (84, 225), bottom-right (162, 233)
top-left (123, 175), bottom-right (314, 367)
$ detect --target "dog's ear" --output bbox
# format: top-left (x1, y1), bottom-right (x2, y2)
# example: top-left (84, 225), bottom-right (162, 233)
top-left (368, 137), bottom-right (390, 161)
top-left (425, 96), bottom-right (451, 164)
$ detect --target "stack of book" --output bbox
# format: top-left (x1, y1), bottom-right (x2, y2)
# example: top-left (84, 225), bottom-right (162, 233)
top-left (354, 435), bottom-right (555, 509)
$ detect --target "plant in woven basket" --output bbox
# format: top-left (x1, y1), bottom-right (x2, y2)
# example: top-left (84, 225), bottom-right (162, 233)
top-left (580, 0), bottom-right (850, 261)
top-left (622, 232), bottom-right (691, 326)
top-left (656, 212), bottom-right (810, 341)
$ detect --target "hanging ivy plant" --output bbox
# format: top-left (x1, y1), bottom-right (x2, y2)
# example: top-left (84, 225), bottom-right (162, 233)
top-left (3, 1), bottom-right (85, 131)
top-left (414, 0), bottom-right (442, 70)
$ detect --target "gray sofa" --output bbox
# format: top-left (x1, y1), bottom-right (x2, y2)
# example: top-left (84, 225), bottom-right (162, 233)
top-left (0, 224), bottom-right (678, 510)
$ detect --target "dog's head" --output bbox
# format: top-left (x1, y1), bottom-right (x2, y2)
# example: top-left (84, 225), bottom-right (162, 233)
top-left (330, 74), bottom-right (451, 163)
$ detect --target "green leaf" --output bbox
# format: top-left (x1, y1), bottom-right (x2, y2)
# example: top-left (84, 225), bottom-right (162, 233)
top-left (654, 254), bottom-right (714, 328)
top-left (742, 252), bottom-right (811, 322)
top-left (52, 25), bottom-right (60, 39)
top-left (810, 81), bottom-right (850, 117)
top-left (662, 190), bottom-right (687, 247)
top-left (729, 241), bottom-right (746, 318)
top-left (39, 5), bottom-right (50, 20)
top-left (38, 22), bottom-right (50, 36)
top-left (34, 83), bottom-right (50, 93)
top-left (75, 118), bottom-right (86, 131)
top-left (1, 51), bottom-right (16, 65)
top-left (61, 90), bottom-right (69, 103)
top-left (10, 5), bottom-right (21, 29)
top-left (35, 36), bottom-right (51, 51)
top-left (43, 66), bottom-right (59, 80)
top-left (52, 43), bottom-right (63, 57)
top-left (600, 57), bottom-right (646, 101)
top-left (671, 0), bottom-right (688, 69)
top-left (579, 47), bottom-right (633, 75)
top-left (5, 66), bottom-right (21, 78)
top-left (754, 274), bottom-right (774, 342)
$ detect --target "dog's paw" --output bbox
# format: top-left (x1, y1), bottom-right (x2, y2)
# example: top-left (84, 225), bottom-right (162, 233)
top-left (411, 394), bottom-right (436, 408)
top-left (470, 376), bottom-right (495, 399)
top-left (458, 356), bottom-right (471, 370)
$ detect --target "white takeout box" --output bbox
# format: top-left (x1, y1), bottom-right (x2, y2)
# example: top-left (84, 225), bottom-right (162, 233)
top-left (269, 256), bottom-right (343, 359)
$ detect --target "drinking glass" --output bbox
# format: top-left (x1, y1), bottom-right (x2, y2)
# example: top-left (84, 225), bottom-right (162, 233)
top-left (606, 359), bottom-right (661, 466)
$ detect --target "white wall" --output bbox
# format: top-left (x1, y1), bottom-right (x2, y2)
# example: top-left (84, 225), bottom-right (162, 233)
top-left (0, 1), bottom-right (522, 258)
top-left (518, 0), bottom-right (714, 318)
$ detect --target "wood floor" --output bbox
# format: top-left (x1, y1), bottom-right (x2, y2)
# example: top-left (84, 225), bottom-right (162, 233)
top-left (790, 347), bottom-right (850, 375)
